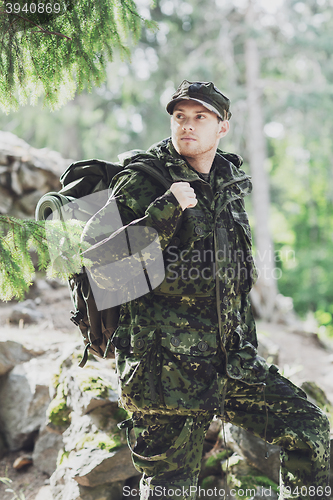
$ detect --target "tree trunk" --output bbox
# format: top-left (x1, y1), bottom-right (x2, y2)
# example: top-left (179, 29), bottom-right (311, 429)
top-left (245, 0), bottom-right (278, 320)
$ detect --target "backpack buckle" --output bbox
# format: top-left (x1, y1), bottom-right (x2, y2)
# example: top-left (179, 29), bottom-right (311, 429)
top-left (70, 310), bottom-right (84, 326)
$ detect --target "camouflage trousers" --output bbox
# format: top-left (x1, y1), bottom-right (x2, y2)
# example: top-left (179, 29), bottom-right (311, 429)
top-left (126, 370), bottom-right (330, 500)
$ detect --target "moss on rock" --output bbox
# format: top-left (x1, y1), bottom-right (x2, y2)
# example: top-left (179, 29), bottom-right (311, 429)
top-left (46, 382), bottom-right (71, 428)
top-left (77, 372), bottom-right (114, 399)
top-left (75, 432), bottom-right (122, 452)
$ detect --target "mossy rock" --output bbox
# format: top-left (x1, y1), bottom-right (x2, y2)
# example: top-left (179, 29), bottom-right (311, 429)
top-left (76, 371), bottom-right (115, 399)
top-left (226, 462), bottom-right (279, 499)
top-left (301, 381), bottom-right (331, 408)
top-left (204, 449), bottom-right (233, 469)
top-left (57, 449), bottom-right (70, 467)
top-left (75, 431), bottom-right (123, 452)
top-left (46, 382), bottom-right (71, 428)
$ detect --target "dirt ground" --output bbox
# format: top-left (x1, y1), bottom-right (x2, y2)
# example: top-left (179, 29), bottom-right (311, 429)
top-left (0, 282), bottom-right (332, 499)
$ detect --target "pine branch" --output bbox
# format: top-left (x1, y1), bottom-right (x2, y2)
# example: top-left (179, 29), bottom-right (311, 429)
top-left (0, 0), bottom-right (156, 111)
top-left (0, 10), bottom-right (72, 40)
top-left (0, 216), bottom-right (91, 301)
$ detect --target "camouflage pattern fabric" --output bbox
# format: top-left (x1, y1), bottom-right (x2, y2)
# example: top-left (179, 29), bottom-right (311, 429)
top-left (127, 366), bottom-right (330, 500)
top-left (84, 138), bottom-right (330, 498)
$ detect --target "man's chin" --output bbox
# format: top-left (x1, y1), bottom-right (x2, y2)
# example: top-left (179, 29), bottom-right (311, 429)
top-left (176, 144), bottom-right (199, 157)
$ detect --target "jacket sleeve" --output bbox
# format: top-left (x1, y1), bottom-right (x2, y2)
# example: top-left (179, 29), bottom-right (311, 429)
top-left (81, 170), bottom-right (182, 290)
top-left (240, 293), bottom-right (258, 349)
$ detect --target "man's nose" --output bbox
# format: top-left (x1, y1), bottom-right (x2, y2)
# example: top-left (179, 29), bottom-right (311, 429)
top-left (182, 118), bottom-right (194, 130)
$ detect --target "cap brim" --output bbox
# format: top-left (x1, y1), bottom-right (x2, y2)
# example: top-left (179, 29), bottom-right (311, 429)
top-left (167, 97), bottom-right (223, 119)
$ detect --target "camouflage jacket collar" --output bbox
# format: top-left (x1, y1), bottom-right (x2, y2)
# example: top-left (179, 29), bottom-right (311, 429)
top-left (149, 138), bottom-right (250, 190)
top-left (121, 138), bottom-right (251, 193)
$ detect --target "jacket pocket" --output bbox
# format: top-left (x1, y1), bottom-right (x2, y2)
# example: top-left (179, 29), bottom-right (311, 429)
top-left (115, 326), bottom-right (221, 415)
top-left (158, 328), bottom-right (220, 414)
top-left (230, 207), bottom-right (258, 291)
top-left (227, 346), bottom-right (269, 386)
top-left (114, 326), bottom-right (162, 414)
top-left (154, 208), bottom-right (215, 297)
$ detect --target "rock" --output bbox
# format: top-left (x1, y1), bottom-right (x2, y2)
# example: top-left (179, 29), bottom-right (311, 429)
top-left (0, 431), bottom-right (8, 459)
top-left (46, 352), bottom-right (140, 496)
top-left (70, 446), bottom-right (137, 486)
top-left (9, 299), bottom-right (45, 324)
top-left (58, 404), bottom-right (138, 486)
top-left (50, 467), bottom-right (81, 500)
top-left (257, 336), bottom-right (279, 366)
top-left (205, 419), bottom-right (222, 447)
top-left (219, 453), bottom-right (279, 499)
top-left (46, 381), bottom-right (72, 435)
top-left (11, 168), bottom-right (24, 195)
top-left (76, 481), bottom-right (124, 500)
top-left (13, 454), bottom-right (33, 469)
top-left (18, 162), bottom-right (49, 192)
top-left (32, 426), bottom-right (64, 476)
top-left (0, 340), bottom-right (36, 376)
top-left (50, 467), bottom-right (125, 500)
top-left (301, 381), bottom-right (332, 408)
top-left (35, 485), bottom-right (54, 500)
top-left (200, 447), bottom-right (232, 480)
top-left (66, 365), bottom-right (119, 416)
top-left (0, 131), bottom-right (71, 216)
top-left (0, 185), bottom-right (13, 213)
top-left (61, 405), bottom-right (124, 453)
top-left (18, 190), bottom-right (49, 215)
top-left (0, 356), bottom-right (57, 450)
top-left (223, 423), bottom-right (280, 484)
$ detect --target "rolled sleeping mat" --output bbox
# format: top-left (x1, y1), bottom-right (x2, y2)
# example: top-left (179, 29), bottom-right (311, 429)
top-left (35, 192), bottom-right (72, 221)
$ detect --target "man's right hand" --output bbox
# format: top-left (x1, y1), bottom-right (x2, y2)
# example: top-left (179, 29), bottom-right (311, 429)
top-left (170, 182), bottom-right (198, 211)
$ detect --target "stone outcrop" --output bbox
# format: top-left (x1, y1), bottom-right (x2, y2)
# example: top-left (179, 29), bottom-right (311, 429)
top-left (42, 346), bottom-right (140, 499)
top-left (0, 130), bottom-right (70, 218)
top-left (0, 335), bottom-right (332, 500)
top-left (0, 340), bottom-right (36, 376)
top-left (0, 354), bottom-right (57, 450)
top-left (223, 423), bottom-right (280, 484)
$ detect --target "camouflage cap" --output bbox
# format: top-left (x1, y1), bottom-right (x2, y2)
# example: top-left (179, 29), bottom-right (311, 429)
top-left (166, 80), bottom-right (232, 120)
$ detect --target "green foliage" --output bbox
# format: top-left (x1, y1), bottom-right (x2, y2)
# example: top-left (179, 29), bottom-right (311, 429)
top-left (0, 215), bottom-right (91, 301)
top-left (0, 476), bottom-right (26, 499)
top-left (0, 0), bottom-right (155, 112)
top-left (205, 449), bottom-right (233, 468)
top-left (226, 464), bottom-right (279, 499)
top-left (1, 0), bottom-right (333, 326)
top-left (0, 216), bottom-right (47, 300)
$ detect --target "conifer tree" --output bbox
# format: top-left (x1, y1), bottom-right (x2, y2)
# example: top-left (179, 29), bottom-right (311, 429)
top-left (0, 0), bottom-right (154, 112)
top-left (0, 215), bottom-right (90, 300)
top-left (0, 0), bottom-right (154, 301)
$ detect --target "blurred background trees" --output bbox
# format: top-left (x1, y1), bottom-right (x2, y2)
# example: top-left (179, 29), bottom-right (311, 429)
top-left (0, 0), bottom-right (332, 333)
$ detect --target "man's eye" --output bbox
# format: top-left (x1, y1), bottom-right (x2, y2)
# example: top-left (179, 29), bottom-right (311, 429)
top-left (176, 114), bottom-right (184, 119)
top-left (197, 114), bottom-right (205, 119)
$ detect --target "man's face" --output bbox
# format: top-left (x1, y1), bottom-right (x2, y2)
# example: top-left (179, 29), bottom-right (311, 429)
top-left (171, 100), bottom-right (229, 162)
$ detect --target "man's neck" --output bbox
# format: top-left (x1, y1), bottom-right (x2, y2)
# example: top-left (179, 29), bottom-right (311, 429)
top-left (168, 140), bottom-right (216, 174)
top-left (183, 152), bottom-right (215, 174)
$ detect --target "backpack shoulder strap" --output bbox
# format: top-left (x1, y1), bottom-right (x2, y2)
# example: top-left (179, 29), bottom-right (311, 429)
top-left (125, 160), bottom-right (172, 190)
top-left (59, 159), bottom-right (122, 199)
top-left (113, 158), bottom-right (183, 235)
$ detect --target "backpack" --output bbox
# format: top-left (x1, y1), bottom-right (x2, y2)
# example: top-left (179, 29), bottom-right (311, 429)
top-left (35, 153), bottom-right (176, 367)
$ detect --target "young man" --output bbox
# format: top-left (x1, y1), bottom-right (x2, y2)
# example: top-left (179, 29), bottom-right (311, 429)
top-left (85, 81), bottom-right (330, 499)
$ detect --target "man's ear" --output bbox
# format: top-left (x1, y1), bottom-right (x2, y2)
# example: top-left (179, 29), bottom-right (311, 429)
top-left (218, 120), bottom-right (230, 138)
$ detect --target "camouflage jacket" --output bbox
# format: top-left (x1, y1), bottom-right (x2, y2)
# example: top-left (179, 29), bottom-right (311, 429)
top-left (86, 138), bottom-right (269, 416)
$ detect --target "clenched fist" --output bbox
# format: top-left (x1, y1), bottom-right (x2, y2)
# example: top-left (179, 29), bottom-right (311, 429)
top-left (170, 182), bottom-right (198, 211)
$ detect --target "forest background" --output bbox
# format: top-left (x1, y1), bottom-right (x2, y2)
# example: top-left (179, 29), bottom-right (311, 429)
top-left (1, 0), bottom-right (333, 337)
